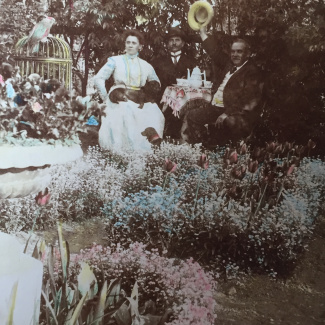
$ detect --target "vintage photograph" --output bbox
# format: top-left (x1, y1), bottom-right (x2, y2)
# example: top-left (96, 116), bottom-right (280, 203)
top-left (0, 0), bottom-right (324, 324)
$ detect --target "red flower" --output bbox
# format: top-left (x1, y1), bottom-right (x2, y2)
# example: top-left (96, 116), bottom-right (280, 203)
top-left (197, 154), bottom-right (209, 169)
top-left (286, 164), bottom-right (295, 176)
top-left (248, 159), bottom-right (258, 173)
top-left (266, 141), bottom-right (276, 153)
top-left (229, 150), bottom-right (238, 164)
top-left (164, 158), bottom-right (177, 173)
top-left (35, 187), bottom-right (51, 205)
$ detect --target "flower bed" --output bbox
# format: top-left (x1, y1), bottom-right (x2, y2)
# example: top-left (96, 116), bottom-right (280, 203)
top-left (1, 141), bottom-right (324, 278)
top-left (63, 242), bottom-right (217, 325)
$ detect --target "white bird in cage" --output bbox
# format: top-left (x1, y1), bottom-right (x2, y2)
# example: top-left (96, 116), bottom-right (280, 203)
top-left (22, 16), bottom-right (56, 54)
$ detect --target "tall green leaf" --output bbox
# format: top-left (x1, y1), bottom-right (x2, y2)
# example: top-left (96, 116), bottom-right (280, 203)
top-left (106, 279), bottom-right (121, 308)
top-left (41, 290), bottom-right (59, 325)
top-left (57, 222), bottom-right (69, 281)
top-left (64, 292), bottom-right (88, 325)
top-left (93, 280), bottom-right (107, 325)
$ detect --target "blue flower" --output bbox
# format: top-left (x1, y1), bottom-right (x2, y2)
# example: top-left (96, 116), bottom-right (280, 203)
top-left (86, 115), bottom-right (99, 126)
top-left (6, 82), bottom-right (15, 99)
top-left (14, 94), bottom-right (25, 106)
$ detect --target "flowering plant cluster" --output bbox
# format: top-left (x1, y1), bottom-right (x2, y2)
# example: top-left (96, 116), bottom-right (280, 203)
top-left (1, 140), bottom-right (323, 278)
top-left (102, 140), bottom-right (323, 276)
top-left (0, 63), bottom-right (105, 146)
top-left (65, 242), bottom-right (217, 325)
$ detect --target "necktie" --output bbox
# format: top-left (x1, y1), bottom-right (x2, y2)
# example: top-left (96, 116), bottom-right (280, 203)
top-left (230, 66), bottom-right (237, 74)
top-left (172, 56), bottom-right (178, 65)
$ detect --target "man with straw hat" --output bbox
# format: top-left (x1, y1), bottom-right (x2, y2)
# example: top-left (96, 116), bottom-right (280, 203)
top-left (181, 25), bottom-right (264, 145)
top-left (151, 26), bottom-right (196, 139)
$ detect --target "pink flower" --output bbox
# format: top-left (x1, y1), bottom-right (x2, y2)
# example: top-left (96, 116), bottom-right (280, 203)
top-left (0, 74), bottom-right (4, 86)
top-left (286, 164), bottom-right (295, 176)
top-left (35, 187), bottom-right (51, 205)
top-left (229, 150), bottom-right (238, 164)
top-left (197, 154), bottom-right (209, 169)
top-left (248, 159), bottom-right (258, 173)
top-left (164, 158), bottom-right (177, 173)
top-left (32, 102), bottom-right (43, 113)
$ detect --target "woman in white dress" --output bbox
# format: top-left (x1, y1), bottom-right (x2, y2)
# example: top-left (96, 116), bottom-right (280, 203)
top-left (93, 30), bottom-right (165, 153)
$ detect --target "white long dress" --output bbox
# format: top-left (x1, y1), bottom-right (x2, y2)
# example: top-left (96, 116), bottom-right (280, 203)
top-left (93, 54), bottom-right (165, 153)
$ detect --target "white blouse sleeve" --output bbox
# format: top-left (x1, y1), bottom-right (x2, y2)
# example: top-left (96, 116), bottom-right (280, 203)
top-left (93, 58), bottom-right (116, 101)
top-left (146, 64), bottom-right (160, 84)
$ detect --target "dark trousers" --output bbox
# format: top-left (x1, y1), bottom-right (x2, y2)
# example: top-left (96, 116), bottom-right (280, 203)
top-left (163, 106), bottom-right (183, 139)
top-left (181, 102), bottom-right (226, 144)
top-left (181, 101), bottom-right (256, 146)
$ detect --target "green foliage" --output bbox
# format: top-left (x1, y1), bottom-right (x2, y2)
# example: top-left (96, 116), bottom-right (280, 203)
top-left (100, 141), bottom-right (324, 277)
top-left (40, 224), bottom-right (168, 325)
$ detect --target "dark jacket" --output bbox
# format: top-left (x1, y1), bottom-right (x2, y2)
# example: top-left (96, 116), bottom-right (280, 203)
top-left (203, 37), bottom-right (264, 126)
top-left (202, 36), bottom-right (231, 90)
top-left (151, 53), bottom-right (196, 100)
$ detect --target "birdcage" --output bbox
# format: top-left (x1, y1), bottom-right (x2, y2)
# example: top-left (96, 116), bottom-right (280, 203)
top-left (13, 36), bottom-right (72, 91)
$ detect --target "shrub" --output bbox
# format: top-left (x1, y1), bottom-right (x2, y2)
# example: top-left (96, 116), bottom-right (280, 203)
top-left (67, 242), bottom-right (217, 325)
top-left (103, 141), bottom-right (324, 277)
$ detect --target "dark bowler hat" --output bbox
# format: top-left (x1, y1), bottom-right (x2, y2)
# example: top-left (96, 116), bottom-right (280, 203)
top-left (165, 26), bottom-right (187, 41)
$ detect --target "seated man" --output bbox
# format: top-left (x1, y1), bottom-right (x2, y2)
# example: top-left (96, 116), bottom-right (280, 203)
top-left (181, 27), bottom-right (264, 146)
top-left (151, 26), bottom-right (196, 139)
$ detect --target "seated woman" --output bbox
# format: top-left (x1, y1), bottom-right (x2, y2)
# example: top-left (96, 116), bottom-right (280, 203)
top-left (93, 29), bottom-right (165, 153)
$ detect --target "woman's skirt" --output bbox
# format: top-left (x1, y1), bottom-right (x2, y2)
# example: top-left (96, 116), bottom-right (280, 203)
top-left (98, 99), bottom-right (165, 153)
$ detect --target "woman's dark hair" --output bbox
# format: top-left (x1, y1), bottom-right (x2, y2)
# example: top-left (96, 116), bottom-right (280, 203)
top-left (122, 29), bottom-right (145, 45)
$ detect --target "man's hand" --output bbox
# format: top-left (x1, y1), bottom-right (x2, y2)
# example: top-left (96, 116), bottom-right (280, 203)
top-left (215, 113), bottom-right (228, 128)
top-left (199, 26), bottom-right (208, 41)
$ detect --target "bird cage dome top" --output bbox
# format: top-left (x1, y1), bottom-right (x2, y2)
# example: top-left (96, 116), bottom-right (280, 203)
top-left (13, 35), bottom-right (72, 90)
top-left (15, 36), bottom-right (72, 61)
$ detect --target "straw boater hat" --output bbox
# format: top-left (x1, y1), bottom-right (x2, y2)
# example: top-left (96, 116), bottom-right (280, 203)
top-left (188, 1), bottom-right (214, 31)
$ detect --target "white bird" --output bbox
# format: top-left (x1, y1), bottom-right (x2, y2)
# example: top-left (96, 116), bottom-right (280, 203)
top-left (23, 16), bottom-right (56, 53)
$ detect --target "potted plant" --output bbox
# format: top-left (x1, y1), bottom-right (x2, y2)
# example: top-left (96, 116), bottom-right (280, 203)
top-left (0, 62), bottom-right (105, 198)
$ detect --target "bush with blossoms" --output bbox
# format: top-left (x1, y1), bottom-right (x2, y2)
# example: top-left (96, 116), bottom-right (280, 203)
top-left (101, 139), bottom-right (324, 277)
top-left (51, 242), bottom-right (217, 325)
top-left (1, 139), bottom-right (324, 279)
top-left (0, 62), bottom-right (105, 145)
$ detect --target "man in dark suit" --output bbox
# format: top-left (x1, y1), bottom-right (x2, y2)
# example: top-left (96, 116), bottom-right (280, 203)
top-left (151, 26), bottom-right (196, 139)
top-left (181, 27), bottom-right (264, 145)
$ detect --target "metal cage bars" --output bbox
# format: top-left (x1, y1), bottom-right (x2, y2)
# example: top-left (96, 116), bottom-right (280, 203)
top-left (14, 36), bottom-right (73, 92)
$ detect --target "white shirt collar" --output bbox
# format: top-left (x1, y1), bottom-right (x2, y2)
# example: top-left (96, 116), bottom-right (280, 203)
top-left (233, 60), bottom-right (248, 72)
top-left (170, 50), bottom-right (182, 57)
